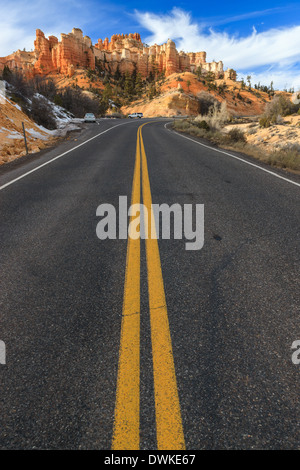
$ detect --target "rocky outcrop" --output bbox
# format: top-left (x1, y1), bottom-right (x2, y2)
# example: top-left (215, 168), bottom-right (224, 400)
top-left (34, 28), bottom-right (95, 75)
top-left (122, 89), bottom-right (201, 117)
top-left (34, 29), bottom-right (55, 74)
top-left (0, 28), bottom-right (236, 80)
top-left (0, 50), bottom-right (36, 77)
top-left (0, 28), bottom-right (95, 77)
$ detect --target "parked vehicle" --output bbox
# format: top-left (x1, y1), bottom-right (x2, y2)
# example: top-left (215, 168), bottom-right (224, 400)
top-left (128, 113), bottom-right (143, 119)
top-left (84, 113), bottom-right (96, 123)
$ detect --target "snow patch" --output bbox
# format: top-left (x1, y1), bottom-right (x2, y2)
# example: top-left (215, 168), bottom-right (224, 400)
top-left (26, 128), bottom-right (47, 139)
top-left (7, 130), bottom-right (23, 139)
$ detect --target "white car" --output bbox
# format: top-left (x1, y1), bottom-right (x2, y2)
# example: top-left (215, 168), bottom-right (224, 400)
top-left (128, 113), bottom-right (143, 119)
top-left (84, 113), bottom-right (96, 123)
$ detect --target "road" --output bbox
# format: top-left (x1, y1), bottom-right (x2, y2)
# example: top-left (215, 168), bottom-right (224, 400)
top-left (0, 118), bottom-right (299, 450)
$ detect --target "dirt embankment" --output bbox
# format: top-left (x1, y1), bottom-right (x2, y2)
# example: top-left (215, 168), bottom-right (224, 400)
top-left (224, 114), bottom-right (300, 152)
top-left (0, 94), bottom-right (59, 164)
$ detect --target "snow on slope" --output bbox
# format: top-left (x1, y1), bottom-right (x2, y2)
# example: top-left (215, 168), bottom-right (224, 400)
top-left (0, 85), bottom-right (80, 164)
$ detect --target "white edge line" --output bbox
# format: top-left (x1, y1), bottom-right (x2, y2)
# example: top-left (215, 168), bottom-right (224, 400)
top-left (0, 121), bottom-right (134, 191)
top-left (164, 122), bottom-right (300, 188)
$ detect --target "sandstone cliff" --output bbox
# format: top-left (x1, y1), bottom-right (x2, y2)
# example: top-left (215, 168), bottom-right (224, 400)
top-left (0, 28), bottom-right (236, 81)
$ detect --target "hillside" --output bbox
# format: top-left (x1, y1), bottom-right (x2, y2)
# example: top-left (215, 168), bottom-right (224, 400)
top-left (121, 72), bottom-right (271, 117)
top-left (0, 27), bottom-right (279, 119)
top-left (0, 93), bottom-right (56, 164)
top-left (0, 87), bottom-right (77, 165)
top-left (40, 69), bottom-right (272, 119)
top-left (0, 26), bottom-right (296, 167)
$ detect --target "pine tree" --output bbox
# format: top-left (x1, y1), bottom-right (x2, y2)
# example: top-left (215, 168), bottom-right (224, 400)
top-left (247, 75), bottom-right (251, 90)
top-left (2, 65), bottom-right (12, 81)
top-left (131, 64), bottom-right (137, 85)
top-left (102, 82), bottom-right (113, 101)
top-left (114, 65), bottom-right (121, 81)
top-left (148, 83), bottom-right (156, 100)
top-left (196, 66), bottom-right (202, 79)
top-left (124, 70), bottom-right (134, 97)
top-left (135, 73), bottom-right (143, 97)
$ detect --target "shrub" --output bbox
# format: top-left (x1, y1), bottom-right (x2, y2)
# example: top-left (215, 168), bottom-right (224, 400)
top-left (33, 76), bottom-right (57, 101)
top-left (195, 101), bottom-right (229, 131)
top-left (264, 95), bottom-right (299, 119)
top-left (266, 148), bottom-right (300, 171)
top-left (2, 68), bottom-right (33, 98)
top-left (53, 94), bottom-right (63, 107)
top-left (196, 91), bottom-right (218, 115)
top-left (55, 87), bottom-right (100, 117)
top-left (247, 127), bottom-right (258, 135)
top-left (30, 96), bottom-right (57, 130)
top-left (195, 120), bottom-right (209, 130)
top-left (227, 128), bottom-right (247, 143)
top-left (172, 117), bottom-right (300, 172)
top-left (259, 116), bottom-right (271, 128)
top-left (173, 119), bottom-right (193, 132)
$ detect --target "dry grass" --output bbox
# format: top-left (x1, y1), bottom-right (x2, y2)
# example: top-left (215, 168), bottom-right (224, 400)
top-left (195, 101), bottom-right (229, 131)
top-left (172, 118), bottom-right (300, 172)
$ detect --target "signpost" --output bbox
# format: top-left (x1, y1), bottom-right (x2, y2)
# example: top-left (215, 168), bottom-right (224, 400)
top-left (22, 122), bottom-right (28, 155)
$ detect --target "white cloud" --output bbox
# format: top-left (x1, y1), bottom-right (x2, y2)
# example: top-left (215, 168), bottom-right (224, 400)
top-left (0, 0), bottom-right (98, 55)
top-left (240, 69), bottom-right (300, 92)
top-left (135, 7), bottom-right (300, 90)
top-left (1, 2), bottom-right (299, 91)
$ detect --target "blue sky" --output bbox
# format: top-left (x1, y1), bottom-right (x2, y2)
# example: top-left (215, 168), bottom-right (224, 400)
top-left (1, 0), bottom-right (300, 90)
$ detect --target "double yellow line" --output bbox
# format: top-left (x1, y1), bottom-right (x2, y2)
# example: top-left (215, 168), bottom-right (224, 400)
top-left (112, 123), bottom-right (185, 450)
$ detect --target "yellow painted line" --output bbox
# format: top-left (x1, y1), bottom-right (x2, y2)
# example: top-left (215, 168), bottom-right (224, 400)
top-left (140, 124), bottom-right (186, 450)
top-left (112, 131), bottom-right (141, 450)
top-left (112, 123), bottom-right (185, 450)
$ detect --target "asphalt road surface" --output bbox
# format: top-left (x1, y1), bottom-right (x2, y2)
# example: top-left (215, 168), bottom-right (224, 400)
top-left (0, 118), bottom-right (299, 450)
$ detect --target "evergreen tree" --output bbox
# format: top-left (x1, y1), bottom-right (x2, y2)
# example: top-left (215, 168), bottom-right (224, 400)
top-left (114, 65), bottom-right (121, 81)
top-left (148, 70), bottom-right (154, 83)
top-left (148, 83), bottom-right (157, 100)
top-left (2, 65), bottom-right (12, 81)
top-left (131, 64), bottom-right (137, 85)
top-left (103, 82), bottom-right (113, 100)
top-left (124, 70), bottom-right (134, 97)
top-left (247, 75), bottom-right (251, 90)
top-left (196, 66), bottom-right (202, 79)
top-left (135, 73), bottom-right (143, 97)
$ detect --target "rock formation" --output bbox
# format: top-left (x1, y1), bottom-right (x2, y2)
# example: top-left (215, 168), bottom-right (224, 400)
top-left (34, 28), bottom-right (95, 75)
top-left (0, 28), bottom-right (236, 81)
